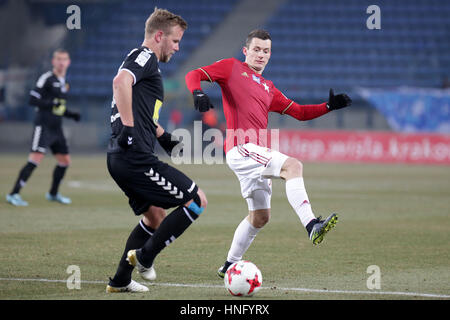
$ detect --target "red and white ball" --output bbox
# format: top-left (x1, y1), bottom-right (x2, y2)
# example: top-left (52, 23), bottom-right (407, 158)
top-left (224, 260), bottom-right (262, 297)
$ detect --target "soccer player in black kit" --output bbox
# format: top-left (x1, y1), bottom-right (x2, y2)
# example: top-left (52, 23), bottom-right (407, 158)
top-left (106, 8), bottom-right (207, 293)
top-left (6, 49), bottom-right (80, 206)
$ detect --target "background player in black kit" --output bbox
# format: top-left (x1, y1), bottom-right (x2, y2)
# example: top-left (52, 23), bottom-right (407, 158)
top-left (106, 8), bottom-right (208, 293)
top-left (6, 49), bottom-right (80, 207)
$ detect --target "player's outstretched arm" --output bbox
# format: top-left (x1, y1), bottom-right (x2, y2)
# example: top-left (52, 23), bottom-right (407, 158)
top-left (269, 87), bottom-right (351, 121)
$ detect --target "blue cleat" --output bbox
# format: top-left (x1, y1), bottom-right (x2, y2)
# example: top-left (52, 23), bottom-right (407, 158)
top-left (6, 193), bottom-right (28, 206)
top-left (46, 192), bottom-right (72, 204)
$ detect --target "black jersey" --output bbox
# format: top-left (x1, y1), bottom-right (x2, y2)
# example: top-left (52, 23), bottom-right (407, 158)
top-left (29, 71), bottom-right (69, 128)
top-left (108, 46), bottom-right (164, 158)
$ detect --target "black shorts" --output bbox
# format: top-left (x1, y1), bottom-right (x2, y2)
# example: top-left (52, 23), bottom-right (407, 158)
top-left (30, 125), bottom-right (69, 155)
top-left (107, 153), bottom-right (199, 215)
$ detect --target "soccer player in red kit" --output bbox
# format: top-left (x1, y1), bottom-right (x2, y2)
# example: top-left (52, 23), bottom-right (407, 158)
top-left (185, 29), bottom-right (352, 277)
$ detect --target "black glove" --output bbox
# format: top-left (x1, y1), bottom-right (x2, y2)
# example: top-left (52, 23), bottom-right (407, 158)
top-left (327, 88), bottom-right (352, 110)
top-left (64, 109), bottom-right (81, 122)
top-left (158, 131), bottom-right (183, 156)
top-left (193, 89), bottom-right (214, 112)
top-left (117, 125), bottom-right (134, 149)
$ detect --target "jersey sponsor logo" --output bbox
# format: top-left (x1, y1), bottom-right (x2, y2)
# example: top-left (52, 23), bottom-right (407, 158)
top-left (250, 74), bottom-right (270, 93)
top-left (52, 103), bottom-right (66, 116)
top-left (135, 50), bottom-right (151, 67)
top-left (252, 74), bottom-right (261, 84)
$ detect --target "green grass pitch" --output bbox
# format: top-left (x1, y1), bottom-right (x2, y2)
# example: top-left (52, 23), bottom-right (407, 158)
top-left (0, 153), bottom-right (449, 300)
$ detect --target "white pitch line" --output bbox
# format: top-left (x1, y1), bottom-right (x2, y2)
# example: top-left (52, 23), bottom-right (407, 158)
top-left (0, 277), bottom-right (449, 299)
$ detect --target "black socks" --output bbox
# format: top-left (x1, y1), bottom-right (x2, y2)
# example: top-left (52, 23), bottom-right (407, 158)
top-left (110, 220), bottom-right (155, 286)
top-left (138, 205), bottom-right (199, 268)
top-left (49, 165), bottom-right (68, 196)
top-left (10, 161), bottom-right (37, 194)
top-left (11, 162), bottom-right (69, 196)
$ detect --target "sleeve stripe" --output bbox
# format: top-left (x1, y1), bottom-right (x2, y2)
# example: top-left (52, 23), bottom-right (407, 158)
top-left (199, 68), bottom-right (213, 83)
top-left (119, 68), bottom-right (137, 85)
top-left (30, 90), bottom-right (41, 99)
top-left (281, 101), bottom-right (294, 115)
top-left (36, 71), bottom-right (52, 88)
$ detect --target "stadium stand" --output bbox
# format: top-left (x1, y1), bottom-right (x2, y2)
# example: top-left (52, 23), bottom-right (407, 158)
top-left (1, 0), bottom-right (448, 147)
top-left (65, 0), bottom-right (238, 97)
top-left (261, 0), bottom-right (450, 100)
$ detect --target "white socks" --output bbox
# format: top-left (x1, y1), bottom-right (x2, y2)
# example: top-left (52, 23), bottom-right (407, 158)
top-left (226, 177), bottom-right (314, 263)
top-left (285, 177), bottom-right (316, 227)
top-left (226, 218), bottom-right (261, 263)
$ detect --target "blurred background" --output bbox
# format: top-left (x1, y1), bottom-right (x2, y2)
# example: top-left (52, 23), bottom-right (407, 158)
top-left (0, 0), bottom-right (449, 163)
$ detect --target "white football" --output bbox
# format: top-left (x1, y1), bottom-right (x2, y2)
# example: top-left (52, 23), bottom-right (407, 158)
top-left (224, 260), bottom-right (262, 297)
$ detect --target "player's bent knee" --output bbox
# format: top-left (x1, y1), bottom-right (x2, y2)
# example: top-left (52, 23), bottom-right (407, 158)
top-left (249, 209), bottom-right (270, 228)
top-left (56, 154), bottom-right (71, 167)
top-left (282, 157), bottom-right (303, 178)
top-left (197, 188), bottom-right (207, 208)
top-left (143, 206), bottom-right (166, 229)
top-left (288, 157), bottom-right (302, 172)
top-left (255, 214), bottom-right (270, 227)
top-left (29, 152), bottom-right (44, 165)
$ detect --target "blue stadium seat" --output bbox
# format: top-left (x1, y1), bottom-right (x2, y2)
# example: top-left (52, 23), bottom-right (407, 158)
top-left (66, 0), bottom-right (237, 97)
top-left (260, 0), bottom-right (450, 99)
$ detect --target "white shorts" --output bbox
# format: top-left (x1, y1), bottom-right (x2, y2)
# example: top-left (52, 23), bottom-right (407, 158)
top-left (226, 143), bottom-right (289, 210)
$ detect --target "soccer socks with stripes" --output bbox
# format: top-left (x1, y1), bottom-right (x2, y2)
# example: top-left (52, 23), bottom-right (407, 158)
top-left (285, 177), bottom-right (316, 229)
top-left (49, 164), bottom-right (68, 196)
top-left (110, 220), bottom-right (155, 286)
top-left (138, 205), bottom-right (199, 268)
top-left (226, 218), bottom-right (261, 263)
top-left (10, 161), bottom-right (37, 194)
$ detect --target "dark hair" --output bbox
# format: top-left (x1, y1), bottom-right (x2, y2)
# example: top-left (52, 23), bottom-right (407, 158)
top-left (53, 48), bottom-right (69, 57)
top-left (245, 29), bottom-right (271, 48)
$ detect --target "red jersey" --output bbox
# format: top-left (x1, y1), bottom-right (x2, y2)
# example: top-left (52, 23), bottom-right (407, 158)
top-left (185, 57), bottom-right (329, 152)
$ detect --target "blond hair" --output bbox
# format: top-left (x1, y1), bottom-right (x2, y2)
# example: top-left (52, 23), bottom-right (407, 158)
top-left (145, 7), bottom-right (187, 37)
